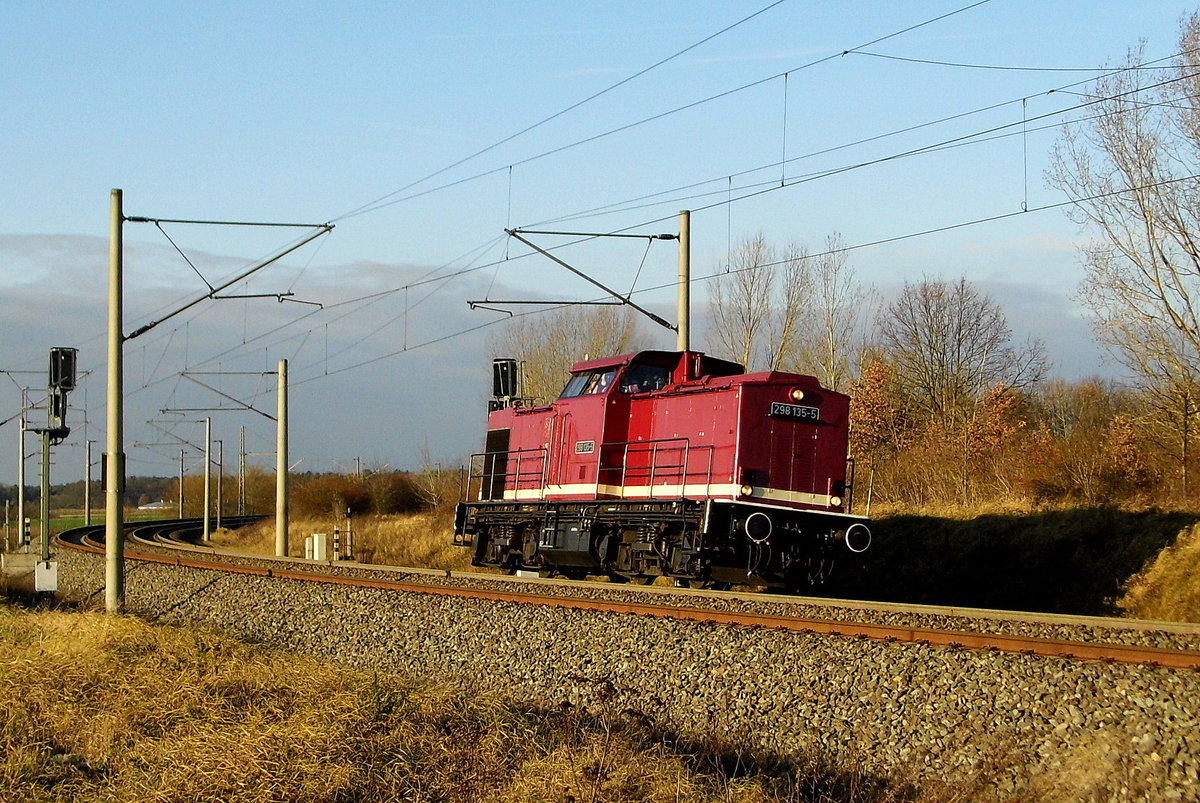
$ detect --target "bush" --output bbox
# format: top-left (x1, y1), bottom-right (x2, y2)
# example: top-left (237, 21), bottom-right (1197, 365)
top-left (291, 474), bottom-right (373, 518)
top-left (288, 472), bottom-right (426, 518)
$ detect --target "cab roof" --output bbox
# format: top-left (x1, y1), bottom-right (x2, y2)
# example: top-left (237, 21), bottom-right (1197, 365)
top-left (568, 350), bottom-right (746, 379)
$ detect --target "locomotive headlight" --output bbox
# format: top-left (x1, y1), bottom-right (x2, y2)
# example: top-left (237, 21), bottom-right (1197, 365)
top-left (829, 495), bottom-right (843, 507)
top-left (790, 388), bottom-right (805, 402)
top-left (740, 484), bottom-right (754, 497)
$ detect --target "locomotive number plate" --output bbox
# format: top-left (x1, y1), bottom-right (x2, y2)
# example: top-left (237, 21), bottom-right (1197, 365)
top-left (769, 402), bottom-right (820, 421)
top-left (575, 440), bottom-right (596, 454)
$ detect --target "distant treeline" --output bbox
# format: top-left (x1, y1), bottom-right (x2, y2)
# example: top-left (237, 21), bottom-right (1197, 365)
top-left (0, 476), bottom-right (175, 511)
top-left (0, 468), bottom-right (462, 519)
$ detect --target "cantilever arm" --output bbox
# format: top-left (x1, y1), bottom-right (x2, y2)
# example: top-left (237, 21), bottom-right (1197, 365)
top-left (505, 229), bottom-right (676, 332)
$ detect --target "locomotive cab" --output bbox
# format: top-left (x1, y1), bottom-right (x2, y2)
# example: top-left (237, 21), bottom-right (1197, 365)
top-left (558, 350), bottom-right (743, 398)
top-left (455, 349), bottom-right (870, 591)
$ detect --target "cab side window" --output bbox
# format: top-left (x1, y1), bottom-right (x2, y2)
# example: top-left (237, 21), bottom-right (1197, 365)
top-left (620, 364), bottom-right (669, 394)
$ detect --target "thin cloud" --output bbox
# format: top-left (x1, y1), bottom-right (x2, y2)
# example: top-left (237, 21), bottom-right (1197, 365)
top-left (427, 25), bottom-right (681, 42)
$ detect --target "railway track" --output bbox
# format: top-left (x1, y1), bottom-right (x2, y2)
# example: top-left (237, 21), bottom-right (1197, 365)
top-left (55, 518), bottom-right (1200, 671)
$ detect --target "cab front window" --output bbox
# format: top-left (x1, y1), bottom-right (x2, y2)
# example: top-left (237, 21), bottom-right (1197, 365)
top-left (560, 368), bottom-right (618, 398)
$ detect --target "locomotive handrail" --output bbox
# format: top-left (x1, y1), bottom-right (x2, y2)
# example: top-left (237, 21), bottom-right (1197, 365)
top-left (648, 440), bottom-right (684, 499)
top-left (469, 438), bottom-right (717, 502)
top-left (600, 437), bottom-right (716, 499)
top-left (516, 448), bottom-right (548, 499)
top-left (471, 446), bottom-right (548, 501)
top-left (845, 457), bottom-right (856, 514)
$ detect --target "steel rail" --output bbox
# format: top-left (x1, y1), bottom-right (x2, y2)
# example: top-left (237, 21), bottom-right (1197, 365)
top-left (56, 522), bottom-right (1200, 671)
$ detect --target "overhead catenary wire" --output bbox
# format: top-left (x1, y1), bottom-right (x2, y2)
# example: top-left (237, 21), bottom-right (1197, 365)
top-left (344, 43), bottom-right (1193, 241)
top-left (844, 49), bottom-right (1184, 72)
top-left (332, 0), bottom-right (794, 223)
top-left (497, 69), bottom-right (1200, 269)
top-left (242, 61), bottom-right (1191, 372)
top-left (23, 32), bottom-right (1185, 408)
top-left (526, 50), bottom-right (1198, 228)
top-left (530, 99), bottom-right (1191, 229)
top-left (164, 64), bottom-right (1200, 391)
top-left (291, 170), bottom-right (1200, 386)
top-left (334, 0), bottom-right (998, 223)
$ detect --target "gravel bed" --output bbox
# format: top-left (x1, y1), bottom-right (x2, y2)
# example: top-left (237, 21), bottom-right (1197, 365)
top-left (54, 544), bottom-right (1200, 800)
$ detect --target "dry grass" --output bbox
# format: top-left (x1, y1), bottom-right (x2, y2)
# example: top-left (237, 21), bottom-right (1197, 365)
top-left (0, 603), bottom-right (940, 803)
top-left (1117, 521), bottom-right (1200, 622)
top-left (211, 512), bottom-right (472, 572)
top-left (864, 499), bottom-right (1036, 521)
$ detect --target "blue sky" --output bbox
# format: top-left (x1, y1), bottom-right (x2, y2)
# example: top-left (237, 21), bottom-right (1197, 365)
top-left (0, 1), bottom-right (1194, 485)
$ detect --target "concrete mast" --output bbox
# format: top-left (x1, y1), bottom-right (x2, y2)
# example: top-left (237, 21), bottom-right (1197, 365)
top-left (676, 210), bottom-right (690, 353)
top-left (105, 188), bottom-right (125, 613)
top-left (275, 359), bottom-right (288, 557)
top-left (17, 414), bottom-right (25, 549)
top-left (202, 416), bottom-right (211, 541)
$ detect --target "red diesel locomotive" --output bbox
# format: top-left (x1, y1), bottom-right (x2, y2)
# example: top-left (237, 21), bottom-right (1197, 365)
top-left (453, 348), bottom-right (871, 590)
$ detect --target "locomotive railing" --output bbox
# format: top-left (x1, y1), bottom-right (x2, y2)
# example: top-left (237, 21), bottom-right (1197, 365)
top-left (469, 447), bottom-right (548, 502)
top-left (466, 438), bottom-right (718, 502)
top-left (845, 456), bottom-right (856, 514)
top-left (597, 437), bottom-right (717, 500)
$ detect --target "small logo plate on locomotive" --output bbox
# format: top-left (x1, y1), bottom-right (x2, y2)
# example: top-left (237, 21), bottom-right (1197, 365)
top-left (769, 402), bottom-right (820, 421)
top-left (574, 440), bottom-right (596, 454)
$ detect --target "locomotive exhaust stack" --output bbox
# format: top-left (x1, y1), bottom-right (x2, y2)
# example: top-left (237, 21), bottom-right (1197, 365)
top-left (490, 358), bottom-right (524, 411)
top-left (455, 348), bottom-right (871, 592)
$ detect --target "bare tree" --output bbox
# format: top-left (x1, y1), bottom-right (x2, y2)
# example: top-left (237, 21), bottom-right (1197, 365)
top-left (491, 305), bottom-right (642, 403)
top-left (1047, 14), bottom-right (1200, 494)
top-left (763, 241), bottom-right (814, 372)
top-left (412, 440), bottom-right (459, 513)
top-left (877, 277), bottom-right (1047, 426)
top-left (788, 233), bottom-right (871, 391)
top-left (709, 232), bottom-right (867, 381)
top-left (709, 233), bottom-right (779, 370)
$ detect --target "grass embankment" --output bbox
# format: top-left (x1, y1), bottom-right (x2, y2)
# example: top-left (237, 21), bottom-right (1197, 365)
top-left (1118, 521), bottom-right (1200, 622)
top-left (0, 603), bottom-right (930, 803)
